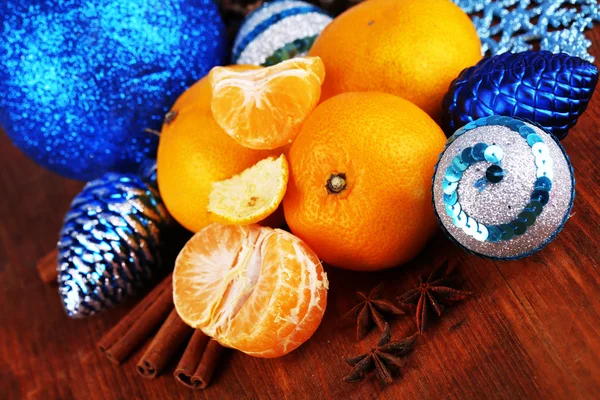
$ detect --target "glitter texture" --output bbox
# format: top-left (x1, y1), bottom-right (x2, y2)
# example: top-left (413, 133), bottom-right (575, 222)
top-left (433, 118), bottom-right (575, 260)
top-left (0, 0), bottom-right (227, 181)
top-left (232, 0), bottom-right (331, 65)
top-left (58, 173), bottom-right (171, 318)
top-left (442, 51), bottom-right (598, 140)
top-left (457, 129), bottom-right (536, 226)
top-left (453, 0), bottom-right (600, 62)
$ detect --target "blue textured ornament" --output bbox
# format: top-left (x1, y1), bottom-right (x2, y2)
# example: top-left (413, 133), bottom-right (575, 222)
top-left (433, 116), bottom-right (575, 260)
top-left (58, 173), bottom-right (172, 317)
top-left (232, 0), bottom-right (332, 66)
top-left (0, 0), bottom-right (227, 181)
top-left (138, 159), bottom-right (158, 188)
top-left (453, 0), bottom-right (600, 62)
top-left (442, 51), bottom-right (598, 140)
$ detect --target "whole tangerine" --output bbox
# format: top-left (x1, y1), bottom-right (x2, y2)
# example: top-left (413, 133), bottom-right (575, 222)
top-left (308, 0), bottom-right (482, 120)
top-left (283, 92), bottom-right (446, 271)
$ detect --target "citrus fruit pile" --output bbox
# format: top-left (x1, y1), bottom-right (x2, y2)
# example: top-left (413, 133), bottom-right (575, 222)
top-left (157, 65), bottom-right (277, 233)
top-left (159, 0), bottom-right (482, 358)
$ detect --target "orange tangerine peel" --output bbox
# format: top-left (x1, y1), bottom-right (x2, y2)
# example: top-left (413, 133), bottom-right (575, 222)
top-left (209, 56), bottom-right (326, 150)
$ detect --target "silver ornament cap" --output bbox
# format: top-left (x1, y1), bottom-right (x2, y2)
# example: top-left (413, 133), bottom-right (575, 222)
top-left (432, 116), bottom-right (575, 260)
top-left (57, 173), bottom-right (171, 317)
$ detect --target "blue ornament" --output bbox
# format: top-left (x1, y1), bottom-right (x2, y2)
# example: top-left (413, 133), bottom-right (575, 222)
top-left (138, 159), bottom-right (158, 188)
top-left (0, 0), bottom-right (227, 181)
top-left (442, 51), bottom-right (598, 140)
top-left (58, 173), bottom-right (172, 317)
top-left (433, 116), bottom-right (575, 260)
top-left (452, 0), bottom-right (600, 62)
top-left (232, 0), bottom-right (332, 66)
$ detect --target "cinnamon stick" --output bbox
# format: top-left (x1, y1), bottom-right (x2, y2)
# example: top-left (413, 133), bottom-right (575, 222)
top-left (174, 330), bottom-right (210, 387)
top-left (136, 309), bottom-right (194, 379)
top-left (194, 340), bottom-right (224, 389)
top-left (174, 331), bottom-right (224, 390)
top-left (36, 249), bottom-right (58, 285)
top-left (98, 275), bottom-right (174, 364)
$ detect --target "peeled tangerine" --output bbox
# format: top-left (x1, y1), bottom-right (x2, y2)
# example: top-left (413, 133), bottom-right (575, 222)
top-left (209, 56), bottom-right (325, 150)
top-left (173, 223), bottom-right (328, 358)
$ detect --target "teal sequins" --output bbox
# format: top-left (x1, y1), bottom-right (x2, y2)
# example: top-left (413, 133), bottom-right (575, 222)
top-left (518, 210), bottom-right (537, 226)
top-left (484, 145), bottom-right (504, 163)
top-left (519, 125), bottom-right (536, 138)
top-left (527, 134), bottom-right (543, 146)
top-left (442, 179), bottom-right (458, 194)
top-left (486, 165), bottom-right (504, 183)
top-left (452, 155), bottom-right (470, 171)
top-left (535, 177), bottom-right (552, 191)
top-left (443, 191), bottom-right (458, 205)
top-left (441, 116), bottom-right (555, 243)
top-left (526, 200), bottom-right (544, 216)
top-left (472, 143), bottom-right (488, 160)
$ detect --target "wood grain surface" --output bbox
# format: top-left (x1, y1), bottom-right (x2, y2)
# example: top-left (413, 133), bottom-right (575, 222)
top-left (2, 32), bottom-right (600, 400)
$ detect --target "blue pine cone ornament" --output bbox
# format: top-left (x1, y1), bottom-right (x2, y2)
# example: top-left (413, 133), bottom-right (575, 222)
top-left (442, 51), bottom-right (598, 140)
top-left (58, 173), bottom-right (171, 318)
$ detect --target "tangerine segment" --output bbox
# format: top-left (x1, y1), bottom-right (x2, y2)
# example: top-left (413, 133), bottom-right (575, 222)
top-left (173, 223), bottom-right (328, 358)
top-left (209, 57), bottom-right (326, 150)
top-left (207, 154), bottom-right (289, 225)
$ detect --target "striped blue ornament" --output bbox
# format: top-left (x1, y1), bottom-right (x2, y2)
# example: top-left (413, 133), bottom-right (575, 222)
top-left (232, 0), bottom-right (332, 66)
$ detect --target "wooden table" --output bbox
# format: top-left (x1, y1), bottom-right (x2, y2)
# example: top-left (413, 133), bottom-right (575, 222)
top-left (3, 35), bottom-right (600, 400)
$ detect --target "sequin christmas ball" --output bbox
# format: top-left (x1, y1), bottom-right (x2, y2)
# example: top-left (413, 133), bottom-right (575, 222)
top-left (58, 173), bottom-right (172, 318)
top-left (232, 0), bottom-right (332, 66)
top-left (432, 116), bottom-right (575, 260)
top-left (442, 51), bottom-right (598, 140)
top-left (0, 0), bottom-right (227, 181)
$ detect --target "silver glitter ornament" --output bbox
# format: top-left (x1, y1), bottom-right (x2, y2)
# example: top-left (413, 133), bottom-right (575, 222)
top-left (232, 0), bottom-right (332, 66)
top-left (432, 116), bottom-right (575, 260)
top-left (453, 0), bottom-right (600, 62)
top-left (58, 173), bottom-right (171, 318)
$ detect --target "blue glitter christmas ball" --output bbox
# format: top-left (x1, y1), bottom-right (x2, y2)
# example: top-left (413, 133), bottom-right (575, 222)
top-left (58, 173), bottom-right (172, 317)
top-left (442, 51), bottom-right (598, 140)
top-left (432, 116), bottom-right (575, 260)
top-left (0, 0), bottom-right (227, 181)
top-left (232, 0), bottom-right (332, 66)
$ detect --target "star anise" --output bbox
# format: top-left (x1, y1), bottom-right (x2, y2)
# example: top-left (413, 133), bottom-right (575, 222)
top-left (341, 283), bottom-right (405, 340)
top-left (344, 323), bottom-right (417, 383)
top-left (398, 261), bottom-right (472, 335)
